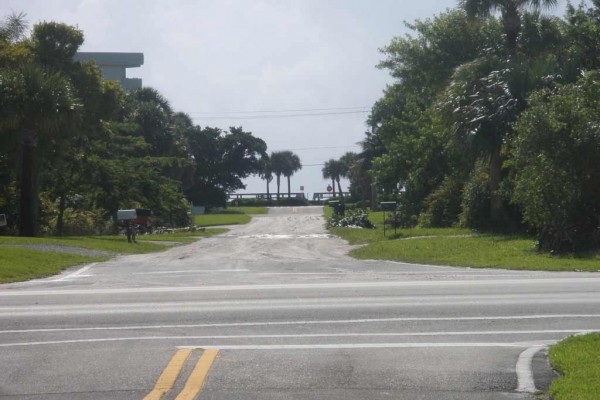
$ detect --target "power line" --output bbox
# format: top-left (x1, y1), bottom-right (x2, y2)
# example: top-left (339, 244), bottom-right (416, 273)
top-left (272, 145), bottom-right (360, 152)
top-left (187, 106), bottom-right (370, 115)
top-left (191, 110), bottom-right (368, 120)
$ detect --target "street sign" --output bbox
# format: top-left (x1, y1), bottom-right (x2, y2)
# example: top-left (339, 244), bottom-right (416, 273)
top-left (327, 185), bottom-right (333, 192)
top-left (300, 186), bottom-right (304, 191)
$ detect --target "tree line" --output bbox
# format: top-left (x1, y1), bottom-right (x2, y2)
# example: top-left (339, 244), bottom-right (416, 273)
top-left (345, 0), bottom-right (600, 253)
top-left (0, 14), bottom-right (303, 236)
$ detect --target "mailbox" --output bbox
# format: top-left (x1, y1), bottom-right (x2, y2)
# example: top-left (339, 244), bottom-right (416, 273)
top-left (117, 209), bottom-right (137, 220)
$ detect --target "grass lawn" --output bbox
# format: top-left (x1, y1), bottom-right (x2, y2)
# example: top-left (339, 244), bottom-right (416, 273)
top-left (193, 213), bottom-right (251, 226)
top-left (136, 228), bottom-right (228, 243)
top-left (350, 234), bottom-right (600, 271)
top-left (228, 206), bottom-right (268, 214)
top-left (325, 208), bottom-right (600, 272)
top-left (548, 333), bottom-right (600, 399)
top-left (193, 206), bottom-right (268, 226)
top-left (0, 228), bottom-right (227, 283)
top-left (330, 226), bottom-right (472, 245)
top-left (0, 235), bottom-right (170, 254)
top-left (0, 247), bottom-right (107, 283)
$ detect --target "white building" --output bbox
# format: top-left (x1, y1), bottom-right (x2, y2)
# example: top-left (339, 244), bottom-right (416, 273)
top-left (74, 52), bottom-right (144, 91)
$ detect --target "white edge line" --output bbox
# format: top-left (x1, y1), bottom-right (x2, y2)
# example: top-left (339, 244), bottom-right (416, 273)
top-left (4, 277), bottom-right (600, 296)
top-left (516, 345), bottom-right (546, 392)
top-left (0, 337), bottom-right (555, 349)
top-left (2, 316), bottom-right (600, 334)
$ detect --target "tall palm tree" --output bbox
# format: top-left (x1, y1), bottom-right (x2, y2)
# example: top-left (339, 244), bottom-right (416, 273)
top-left (321, 160), bottom-right (337, 197)
top-left (455, 0), bottom-right (558, 226)
top-left (259, 155), bottom-right (273, 200)
top-left (461, 0), bottom-right (558, 53)
top-left (0, 12), bottom-right (27, 44)
top-left (282, 152), bottom-right (302, 198)
top-left (270, 151), bottom-right (287, 200)
top-left (322, 159), bottom-right (346, 203)
top-left (0, 65), bottom-right (78, 236)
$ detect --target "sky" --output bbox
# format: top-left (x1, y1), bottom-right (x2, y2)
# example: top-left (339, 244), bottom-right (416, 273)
top-left (2, 0), bottom-right (578, 198)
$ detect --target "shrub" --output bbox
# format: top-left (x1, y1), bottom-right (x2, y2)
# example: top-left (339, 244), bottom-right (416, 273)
top-left (511, 72), bottom-right (600, 253)
top-left (460, 160), bottom-right (491, 230)
top-left (420, 176), bottom-right (463, 227)
top-left (327, 209), bottom-right (375, 229)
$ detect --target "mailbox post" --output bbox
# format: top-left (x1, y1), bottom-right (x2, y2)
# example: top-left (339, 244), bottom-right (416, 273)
top-left (328, 200), bottom-right (345, 217)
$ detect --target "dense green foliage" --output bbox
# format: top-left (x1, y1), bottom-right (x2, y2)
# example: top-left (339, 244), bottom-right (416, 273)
top-left (349, 2), bottom-right (600, 252)
top-left (0, 14), bottom-right (281, 236)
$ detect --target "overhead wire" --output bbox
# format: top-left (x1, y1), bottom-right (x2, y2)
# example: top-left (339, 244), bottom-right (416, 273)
top-left (187, 106), bottom-right (370, 115)
top-left (190, 110), bottom-right (369, 120)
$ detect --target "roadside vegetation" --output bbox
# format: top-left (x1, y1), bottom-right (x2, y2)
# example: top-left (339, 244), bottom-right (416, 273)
top-left (0, 247), bottom-right (106, 283)
top-left (549, 333), bottom-right (600, 399)
top-left (0, 228), bottom-right (227, 283)
top-left (0, 15), bottom-right (294, 239)
top-left (193, 206), bottom-right (267, 226)
top-left (228, 206), bottom-right (268, 215)
top-left (326, 208), bottom-right (600, 272)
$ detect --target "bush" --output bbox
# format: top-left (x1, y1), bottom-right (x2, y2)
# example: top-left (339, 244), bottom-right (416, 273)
top-left (460, 160), bottom-right (491, 230)
top-left (327, 209), bottom-right (375, 229)
top-left (420, 176), bottom-right (463, 227)
top-left (511, 72), bottom-right (600, 253)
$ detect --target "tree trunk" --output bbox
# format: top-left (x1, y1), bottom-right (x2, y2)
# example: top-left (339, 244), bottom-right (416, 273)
top-left (489, 145), bottom-right (503, 227)
top-left (56, 194), bottom-right (66, 236)
top-left (502, 6), bottom-right (520, 54)
top-left (336, 177), bottom-right (344, 206)
top-left (266, 178), bottom-right (270, 200)
top-left (18, 129), bottom-right (38, 237)
top-left (276, 174), bottom-right (281, 200)
top-left (332, 178), bottom-right (336, 197)
top-left (371, 180), bottom-right (378, 211)
top-left (287, 175), bottom-right (291, 198)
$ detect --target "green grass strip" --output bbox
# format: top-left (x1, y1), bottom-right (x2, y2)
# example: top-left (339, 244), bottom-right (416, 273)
top-left (349, 235), bottom-right (600, 271)
top-left (228, 206), bottom-right (268, 214)
top-left (0, 236), bottom-right (169, 254)
top-left (193, 213), bottom-right (251, 226)
top-left (549, 333), bottom-right (600, 399)
top-left (136, 228), bottom-right (228, 242)
top-left (0, 247), bottom-right (106, 283)
top-left (329, 226), bottom-right (472, 245)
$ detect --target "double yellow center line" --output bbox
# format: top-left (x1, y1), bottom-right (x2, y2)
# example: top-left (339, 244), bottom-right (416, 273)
top-left (144, 348), bottom-right (219, 400)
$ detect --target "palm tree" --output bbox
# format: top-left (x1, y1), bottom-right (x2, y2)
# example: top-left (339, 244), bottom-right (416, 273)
top-left (271, 151), bottom-right (302, 200)
top-left (461, 0), bottom-right (558, 54)
top-left (322, 159), bottom-right (346, 203)
top-left (454, 0), bottom-right (558, 226)
top-left (270, 151), bottom-right (287, 200)
top-left (0, 65), bottom-right (78, 236)
top-left (321, 160), bottom-right (337, 197)
top-left (282, 152), bottom-right (302, 198)
top-left (0, 12), bottom-right (27, 44)
top-left (259, 155), bottom-right (273, 200)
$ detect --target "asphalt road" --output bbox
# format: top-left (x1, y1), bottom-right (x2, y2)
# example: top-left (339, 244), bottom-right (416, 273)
top-left (1, 206), bottom-right (599, 399)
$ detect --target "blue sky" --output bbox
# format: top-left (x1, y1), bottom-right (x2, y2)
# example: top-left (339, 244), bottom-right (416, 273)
top-left (2, 0), bottom-right (579, 196)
